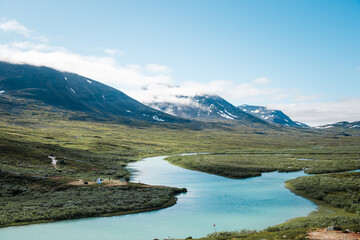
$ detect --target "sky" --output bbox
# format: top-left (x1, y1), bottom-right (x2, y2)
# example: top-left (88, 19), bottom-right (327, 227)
top-left (0, 0), bottom-right (359, 126)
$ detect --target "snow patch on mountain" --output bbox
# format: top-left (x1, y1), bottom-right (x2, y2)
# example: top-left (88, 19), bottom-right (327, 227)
top-left (239, 104), bottom-right (309, 128)
top-left (316, 121), bottom-right (360, 129)
top-left (145, 95), bottom-right (269, 126)
top-left (153, 115), bottom-right (165, 122)
top-left (225, 110), bottom-right (238, 118)
top-left (217, 110), bottom-right (234, 119)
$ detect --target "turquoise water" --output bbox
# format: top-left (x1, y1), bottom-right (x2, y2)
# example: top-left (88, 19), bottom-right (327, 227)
top-left (0, 155), bottom-right (317, 240)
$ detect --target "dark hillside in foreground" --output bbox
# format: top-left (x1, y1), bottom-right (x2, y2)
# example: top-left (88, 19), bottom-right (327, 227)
top-left (0, 62), bottom-right (186, 123)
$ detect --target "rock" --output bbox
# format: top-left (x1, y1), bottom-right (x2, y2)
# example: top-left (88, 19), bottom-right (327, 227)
top-left (326, 226), bottom-right (335, 231)
top-left (174, 188), bottom-right (187, 193)
top-left (185, 237), bottom-right (193, 239)
top-left (59, 160), bottom-right (66, 165)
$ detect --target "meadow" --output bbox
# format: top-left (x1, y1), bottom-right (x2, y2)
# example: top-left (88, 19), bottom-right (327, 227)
top-left (166, 146), bottom-right (360, 179)
top-left (1, 109), bottom-right (360, 231)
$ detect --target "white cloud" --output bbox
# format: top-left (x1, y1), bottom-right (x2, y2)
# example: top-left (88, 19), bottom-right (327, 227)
top-left (104, 48), bottom-right (125, 56)
top-left (269, 98), bottom-right (360, 127)
top-left (128, 80), bottom-right (282, 106)
top-left (0, 19), bottom-right (31, 37)
top-left (293, 94), bottom-right (322, 102)
top-left (145, 64), bottom-right (173, 74)
top-left (104, 49), bottom-right (118, 55)
top-left (2, 41), bottom-right (64, 52)
top-left (0, 43), bottom-right (172, 90)
top-left (0, 19), bottom-right (47, 42)
top-left (253, 77), bottom-right (270, 85)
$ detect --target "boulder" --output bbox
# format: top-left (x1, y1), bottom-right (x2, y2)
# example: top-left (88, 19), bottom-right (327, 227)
top-left (326, 226), bottom-right (335, 231)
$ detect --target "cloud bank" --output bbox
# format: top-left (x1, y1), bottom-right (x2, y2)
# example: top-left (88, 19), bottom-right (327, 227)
top-left (270, 98), bottom-right (360, 127)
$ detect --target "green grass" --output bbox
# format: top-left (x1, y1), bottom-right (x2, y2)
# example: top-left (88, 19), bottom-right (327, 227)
top-left (166, 147), bottom-right (360, 179)
top-left (201, 228), bottom-right (308, 240)
top-left (287, 172), bottom-right (360, 213)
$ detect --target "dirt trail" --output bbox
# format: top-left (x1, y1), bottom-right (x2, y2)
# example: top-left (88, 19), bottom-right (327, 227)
top-left (68, 179), bottom-right (127, 186)
top-left (307, 228), bottom-right (360, 240)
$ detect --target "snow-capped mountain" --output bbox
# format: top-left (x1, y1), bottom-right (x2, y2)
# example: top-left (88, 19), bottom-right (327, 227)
top-left (316, 121), bottom-right (360, 129)
top-left (0, 62), bottom-right (186, 123)
top-left (146, 95), bottom-right (270, 126)
top-left (238, 104), bottom-right (309, 128)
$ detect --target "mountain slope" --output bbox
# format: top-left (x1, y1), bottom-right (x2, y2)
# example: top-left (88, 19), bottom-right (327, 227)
top-left (0, 62), bottom-right (185, 123)
top-left (147, 95), bottom-right (270, 127)
top-left (316, 121), bottom-right (360, 130)
top-left (238, 104), bottom-right (309, 128)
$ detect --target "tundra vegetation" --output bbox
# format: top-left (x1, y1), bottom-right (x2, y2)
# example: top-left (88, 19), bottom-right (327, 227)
top-left (0, 172), bottom-right (184, 227)
top-left (166, 146), bottom-right (360, 178)
top-left (1, 108), bottom-right (360, 234)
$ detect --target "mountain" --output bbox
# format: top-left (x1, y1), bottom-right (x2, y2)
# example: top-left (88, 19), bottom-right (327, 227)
top-left (146, 95), bottom-right (270, 127)
top-left (316, 121), bottom-right (360, 130)
top-left (0, 62), bottom-right (186, 123)
top-left (238, 104), bottom-right (309, 128)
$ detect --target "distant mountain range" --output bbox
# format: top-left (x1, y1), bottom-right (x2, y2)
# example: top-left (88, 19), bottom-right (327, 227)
top-left (146, 95), bottom-right (270, 127)
top-left (238, 104), bottom-right (309, 128)
top-left (316, 121), bottom-right (360, 130)
top-left (147, 96), bottom-right (312, 128)
top-left (0, 62), bottom-right (184, 123)
top-left (1, 62), bottom-right (356, 130)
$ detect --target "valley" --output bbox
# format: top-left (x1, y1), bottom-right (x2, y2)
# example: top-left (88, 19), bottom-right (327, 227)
top-left (0, 62), bottom-right (359, 239)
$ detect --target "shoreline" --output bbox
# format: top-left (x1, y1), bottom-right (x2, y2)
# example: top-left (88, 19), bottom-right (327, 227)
top-left (284, 180), bottom-right (357, 220)
top-left (2, 152), bottom-right (355, 235)
top-left (0, 192), bottom-right (181, 229)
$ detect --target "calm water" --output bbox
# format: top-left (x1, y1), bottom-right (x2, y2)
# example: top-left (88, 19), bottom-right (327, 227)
top-left (0, 155), bottom-right (317, 240)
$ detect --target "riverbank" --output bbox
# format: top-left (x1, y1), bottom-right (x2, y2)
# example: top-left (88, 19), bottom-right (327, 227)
top-left (0, 171), bottom-right (186, 228)
top-left (0, 194), bottom-right (181, 229)
top-left (166, 147), bottom-right (360, 180)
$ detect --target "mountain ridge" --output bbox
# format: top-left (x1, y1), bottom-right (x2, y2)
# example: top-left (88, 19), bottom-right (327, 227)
top-left (238, 104), bottom-right (309, 128)
top-left (146, 95), bottom-right (271, 127)
top-left (0, 62), bottom-right (187, 123)
top-left (316, 121), bottom-right (360, 129)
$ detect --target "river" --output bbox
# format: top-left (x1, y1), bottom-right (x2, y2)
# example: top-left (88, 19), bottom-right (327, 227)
top-left (0, 155), bottom-right (317, 240)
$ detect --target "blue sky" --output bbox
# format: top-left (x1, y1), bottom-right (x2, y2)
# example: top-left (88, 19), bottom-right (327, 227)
top-left (0, 0), bottom-right (359, 125)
